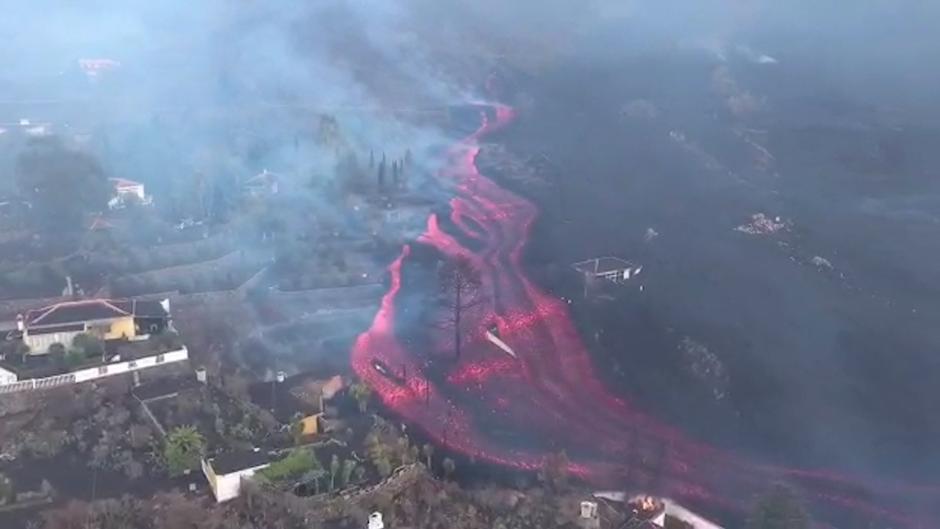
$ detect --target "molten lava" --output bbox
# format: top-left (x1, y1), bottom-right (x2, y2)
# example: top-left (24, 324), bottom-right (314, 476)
top-left (349, 104), bottom-right (939, 528)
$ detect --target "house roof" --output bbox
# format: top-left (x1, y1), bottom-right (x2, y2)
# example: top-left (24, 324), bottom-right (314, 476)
top-left (88, 215), bottom-right (113, 231)
top-left (244, 170), bottom-right (279, 187)
top-left (210, 449), bottom-right (272, 474)
top-left (25, 299), bottom-right (168, 328)
top-left (113, 299), bottom-right (169, 318)
top-left (26, 300), bottom-right (130, 327)
top-left (249, 373), bottom-right (323, 423)
top-left (110, 177), bottom-right (144, 190)
top-left (572, 256), bottom-right (639, 277)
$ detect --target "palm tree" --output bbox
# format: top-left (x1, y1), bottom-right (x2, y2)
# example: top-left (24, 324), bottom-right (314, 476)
top-left (340, 460), bottom-right (357, 488)
top-left (163, 426), bottom-right (206, 476)
top-left (301, 469), bottom-right (327, 495)
top-left (350, 382), bottom-right (373, 413)
top-left (422, 444), bottom-right (434, 469)
top-left (329, 455), bottom-right (340, 491)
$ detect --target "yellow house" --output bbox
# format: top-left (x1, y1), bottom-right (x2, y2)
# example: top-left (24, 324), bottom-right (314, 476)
top-left (298, 413), bottom-right (323, 436)
top-left (19, 299), bottom-right (170, 354)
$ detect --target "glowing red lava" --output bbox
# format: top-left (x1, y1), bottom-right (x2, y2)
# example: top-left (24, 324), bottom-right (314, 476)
top-left (350, 104), bottom-right (939, 527)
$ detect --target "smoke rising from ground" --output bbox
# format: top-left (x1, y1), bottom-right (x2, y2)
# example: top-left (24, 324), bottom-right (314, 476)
top-left (3, 3), bottom-right (940, 522)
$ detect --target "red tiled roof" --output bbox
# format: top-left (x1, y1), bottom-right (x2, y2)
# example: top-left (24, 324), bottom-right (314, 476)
top-left (24, 299), bottom-right (169, 328)
top-left (26, 299), bottom-right (129, 327)
top-left (88, 216), bottom-right (113, 231)
top-left (109, 177), bottom-right (143, 189)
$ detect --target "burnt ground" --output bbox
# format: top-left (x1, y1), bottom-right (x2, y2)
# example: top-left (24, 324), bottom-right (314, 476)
top-left (486, 41), bottom-right (940, 486)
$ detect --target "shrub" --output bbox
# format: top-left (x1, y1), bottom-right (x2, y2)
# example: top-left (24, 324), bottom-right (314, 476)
top-left (258, 448), bottom-right (319, 482)
top-left (71, 333), bottom-right (105, 358)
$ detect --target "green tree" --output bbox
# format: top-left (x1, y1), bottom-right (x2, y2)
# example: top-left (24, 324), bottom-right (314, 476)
top-left (747, 484), bottom-right (810, 529)
top-left (163, 426), bottom-right (206, 476)
top-left (9, 341), bottom-right (30, 364)
top-left (350, 382), bottom-right (372, 413)
top-left (48, 342), bottom-right (66, 356)
top-left (15, 136), bottom-right (111, 232)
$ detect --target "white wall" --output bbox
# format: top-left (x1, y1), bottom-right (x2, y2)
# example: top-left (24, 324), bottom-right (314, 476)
top-left (72, 347), bottom-right (188, 383)
top-left (663, 499), bottom-right (725, 529)
top-left (0, 366), bottom-right (17, 385)
top-left (210, 464), bottom-right (270, 502)
top-left (0, 347), bottom-right (188, 393)
top-left (24, 330), bottom-right (83, 354)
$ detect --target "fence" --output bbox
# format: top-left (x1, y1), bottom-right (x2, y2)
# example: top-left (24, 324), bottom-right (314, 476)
top-left (0, 347), bottom-right (188, 395)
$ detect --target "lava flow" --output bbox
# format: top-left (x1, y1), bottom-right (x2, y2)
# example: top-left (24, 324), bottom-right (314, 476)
top-left (350, 104), bottom-right (940, 527)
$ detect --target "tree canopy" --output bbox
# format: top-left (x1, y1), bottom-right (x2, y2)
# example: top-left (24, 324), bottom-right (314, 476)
top-left (163, 426), bottom-right (206, 476)
top-left (15, 136), bottom-right (111, 232)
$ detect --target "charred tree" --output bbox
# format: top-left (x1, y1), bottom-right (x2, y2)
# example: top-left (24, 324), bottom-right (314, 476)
top-left (438, 256), bottom-right (483, 360)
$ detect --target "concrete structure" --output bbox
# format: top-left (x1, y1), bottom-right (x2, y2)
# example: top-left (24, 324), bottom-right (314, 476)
top-left (368, 512), bottom-right (384, 529)
top-left (572, 257), bottom-right (643, 284)
top-left (579, 500), bottom-right (600, 529)
top-left (202, 450), bottom-right (271, 503)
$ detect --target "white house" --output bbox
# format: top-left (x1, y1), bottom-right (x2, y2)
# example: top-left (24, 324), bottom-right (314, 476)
top-left (108, 178), bottom-right (152, 209)
top-left (202, 450), bottom-right (271, 503)
top-left (18, 298), bottom-right (171, 355)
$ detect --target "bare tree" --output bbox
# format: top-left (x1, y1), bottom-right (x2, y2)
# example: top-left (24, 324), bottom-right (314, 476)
top-left (438, 256), bottom-right (483, 360)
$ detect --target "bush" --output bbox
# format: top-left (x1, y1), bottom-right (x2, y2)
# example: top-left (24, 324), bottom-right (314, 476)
top-left (72, 333), bottom-right (105, 358)
top-left (258, 448), bottom-right (319, 482)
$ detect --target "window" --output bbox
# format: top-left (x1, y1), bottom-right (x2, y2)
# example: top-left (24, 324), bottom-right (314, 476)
top-left (155, 354), bottom-right (165, 364)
